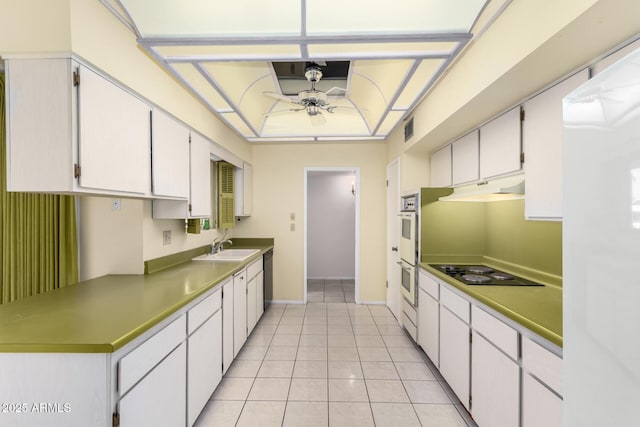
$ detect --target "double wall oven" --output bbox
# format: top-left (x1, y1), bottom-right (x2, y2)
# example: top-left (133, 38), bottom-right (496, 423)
top-left (399, 194), bottom-right (418, 306)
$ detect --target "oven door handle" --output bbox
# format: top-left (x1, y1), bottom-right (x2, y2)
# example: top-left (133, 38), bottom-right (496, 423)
top-left (397, 261), bottom-right (411, 270)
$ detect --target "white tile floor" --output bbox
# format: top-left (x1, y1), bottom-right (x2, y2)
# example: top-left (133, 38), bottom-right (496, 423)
top-left (195, 302), bottom-right (476, 427)
top-left (307, 280), bottom-right (355, 303)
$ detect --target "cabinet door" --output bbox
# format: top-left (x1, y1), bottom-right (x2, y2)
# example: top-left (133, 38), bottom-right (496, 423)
top-left (418, 288), bottom-right (439, 366)
top-left (189, 133), bottom-right (212, 217)
top-left (247, 277), bottom-right (257, 335)
top-left (119, 343), bottom-right (186, 427)
top-left (471, 332), bottom-right (520, 427)
top-left (257, 271), bottom-right (264, 320)
top-left (452, 131), bottom-right (479, 185)
top-left (439, 307), bottom-right (470, 409)
top-left (235, 162), bottom-right (253, 216)
top-left (188, 310), bottom-right (222, 427)
top-left (78, 65), bottom-right (151, 194)
top-left (522, 374), bottom-right (562, 427)
top-left (233, 271), bottom-right (247, 356)
top-left (430, 145), bottom-right (452, 187)
top-left (222, 280), bottom-right (234, 374)
top-left (479, 107), bottom-right (521, 179)
top-left (152, 109), bottom-right (190, 198)
top-left (523, 69), bottom-right (589, 219)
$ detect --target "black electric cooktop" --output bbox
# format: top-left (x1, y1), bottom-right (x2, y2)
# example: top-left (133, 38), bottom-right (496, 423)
top-left (429, 264), bottom-right (544, 287)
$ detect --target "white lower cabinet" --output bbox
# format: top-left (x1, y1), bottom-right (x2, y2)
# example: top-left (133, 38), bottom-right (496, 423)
top-left (119, 343), bottom-right (187, 427)
top-left (222, 278), bottom-right (234, 374)
top-left (522, 337), bottom-right (563, 427)
top-left (439, 296), bottom-right (470, 409)
top-left (418, 267), bottom-right (563, 427)
top-left (233, 270), bottom-right (247, 357)
top-left (471, 332), bottom-right (520, 427)
top-left (187, 292), bottom-right (222, 427)
top-left (257, 271), bottom-right (264, 319)
top-left (247, 276), bottom-right (257, 334)
top-left (418, 287), bottom-right (439, 366)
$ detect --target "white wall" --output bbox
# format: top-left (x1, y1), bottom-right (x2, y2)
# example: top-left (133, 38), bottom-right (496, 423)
top-left (307, 172), bottom-right (356, 280)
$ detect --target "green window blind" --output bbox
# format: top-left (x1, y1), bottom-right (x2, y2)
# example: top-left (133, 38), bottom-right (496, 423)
top-left (218, 161), bottom-right (235, 229)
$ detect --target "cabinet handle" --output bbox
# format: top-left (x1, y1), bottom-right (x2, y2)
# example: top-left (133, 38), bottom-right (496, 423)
top-left (391, 246), bottom-right (398, 252)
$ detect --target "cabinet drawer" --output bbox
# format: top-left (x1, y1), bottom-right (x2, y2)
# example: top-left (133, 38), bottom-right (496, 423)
top-left (247, 258), bottom-right (263, 280)
top-left (419, 270), bottom-right (439, 299)
top-left (188, 289), bottom-right (221, 335)
top-left (402, 312), bottom-right (417, 341)
top-left (402, 298), bottom-right (417, 325)
top-left (472, 305), bottom-right (518, 360)
top-left (119, 315), bottom-right (186, 395)
top-left (440, 286), bottom-right (470, 323)
top-left (522, 337), bottom-right (562, 394)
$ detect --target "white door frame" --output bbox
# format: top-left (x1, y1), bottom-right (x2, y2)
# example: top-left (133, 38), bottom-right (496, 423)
top-left (386, 158), bottom-right (401, 320)
top-left (304, 167), bottom-right (361, 304)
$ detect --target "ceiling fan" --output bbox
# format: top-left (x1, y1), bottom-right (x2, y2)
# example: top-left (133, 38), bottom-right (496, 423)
top-left (263, 62), bottom-right (347, 126)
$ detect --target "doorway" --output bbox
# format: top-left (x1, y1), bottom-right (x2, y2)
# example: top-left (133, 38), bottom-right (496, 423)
top-left (304, 168), bottom-right (360, 303)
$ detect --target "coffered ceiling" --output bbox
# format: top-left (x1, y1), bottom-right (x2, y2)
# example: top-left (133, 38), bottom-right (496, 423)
top-left (101, 0), bottom-right (499, 142)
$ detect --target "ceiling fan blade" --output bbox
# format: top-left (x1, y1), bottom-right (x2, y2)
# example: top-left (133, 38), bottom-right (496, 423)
top-left (263, 91), bottom-right (301, 105)
top-left (309, 113), bottom-right (326, 126)
top-left (264, 108), bottom-right (306, 117)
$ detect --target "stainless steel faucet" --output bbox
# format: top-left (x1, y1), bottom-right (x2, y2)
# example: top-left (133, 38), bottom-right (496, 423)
top-left (216, 239), bottom-right (233, 252)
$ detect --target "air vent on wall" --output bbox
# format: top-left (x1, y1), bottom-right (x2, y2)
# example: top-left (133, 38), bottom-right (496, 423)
top-left (404, 117), bottom-right (414, 142)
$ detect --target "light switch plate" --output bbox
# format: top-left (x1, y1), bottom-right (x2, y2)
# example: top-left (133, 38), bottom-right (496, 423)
top-left (163, 230), bottom-right (171, 245)
top-left (290, 223), bottom-right (295, 232)
top-left (290, 212), bottom-right (296, 221)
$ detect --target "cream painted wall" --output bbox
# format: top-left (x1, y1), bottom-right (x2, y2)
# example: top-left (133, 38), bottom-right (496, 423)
top-left (141, 201), bottom-right (226, 262)
top-left (233, 142), bottom-right (387, 303)
top-left (78, 197), bottom-right (143, 280)
top-left (0, 0), bottom-right (71, 53)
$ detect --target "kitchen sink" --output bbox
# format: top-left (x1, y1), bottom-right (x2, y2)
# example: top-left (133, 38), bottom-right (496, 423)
top-left (192, 249), bottom-right (260, 262)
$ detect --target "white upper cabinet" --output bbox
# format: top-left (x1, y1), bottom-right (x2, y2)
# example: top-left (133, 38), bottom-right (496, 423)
top-left (430, 144), bottom-right (452, 187)
top-left (153, 131), bottom-right (212, 219)
top-left (235, 162), bottom-right (253, 216)
top-left (189, 133), bottom-right (212, 218)
top-left (6, 58), bottom-right (151, 196)
top-left (523, 69), bottom-right (589, 220)
top-left (479, 107), bottom-right (522, 179)
top-left (452, 130), bottom-right (480, 185)
top-left (151, 109), bottom-right (190, 199)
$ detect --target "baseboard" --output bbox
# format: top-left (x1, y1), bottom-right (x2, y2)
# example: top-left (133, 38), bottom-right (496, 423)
top-left (307, 277), bottom-right (356, 281)
top-left (358, 301), bottom-right (386, 305)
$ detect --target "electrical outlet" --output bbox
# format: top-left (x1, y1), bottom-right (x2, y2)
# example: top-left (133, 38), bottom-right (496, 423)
top-left (290, 223), bottom-right (295, 232)
top-left (111, 199), bottom-right (121, 211)
top-left (163, 230), bottom-right (171, 245)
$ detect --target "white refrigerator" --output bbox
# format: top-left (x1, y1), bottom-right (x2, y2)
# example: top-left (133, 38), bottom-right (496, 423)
top-left (563, 47), bottom-right (640, 426)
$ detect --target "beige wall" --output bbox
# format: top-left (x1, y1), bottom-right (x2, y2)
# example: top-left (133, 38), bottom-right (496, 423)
top-left (233, 142), bottom-right (387, 303)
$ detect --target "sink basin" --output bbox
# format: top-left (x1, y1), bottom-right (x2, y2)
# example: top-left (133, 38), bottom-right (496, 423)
top-left (192, 249), bottom-right (260, 262)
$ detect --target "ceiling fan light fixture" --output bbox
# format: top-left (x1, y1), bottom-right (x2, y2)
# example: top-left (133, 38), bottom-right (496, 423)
top-left (304, 66), bottom-right (323, 83)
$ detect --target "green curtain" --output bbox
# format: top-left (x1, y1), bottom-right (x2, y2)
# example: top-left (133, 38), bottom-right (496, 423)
top-left (0, 74), bottom-right (78, 304)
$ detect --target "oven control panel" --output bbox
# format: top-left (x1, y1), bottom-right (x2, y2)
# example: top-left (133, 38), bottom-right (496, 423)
top-left (401, 194), bottom-right (417, 212)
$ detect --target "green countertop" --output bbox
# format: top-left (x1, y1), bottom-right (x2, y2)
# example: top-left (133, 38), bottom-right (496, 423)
top-left (419, 261), bottom-right (562, 348)
top-left (0, 242), bottom-right (273, 353)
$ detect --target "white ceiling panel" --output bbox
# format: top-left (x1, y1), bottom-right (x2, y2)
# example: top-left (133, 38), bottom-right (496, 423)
top-left (306, 0), bottom-right (487, 34)
top-left (119, 0), bottom-right (301, 37)
top-left (103, 0), bottom-right (496, 142)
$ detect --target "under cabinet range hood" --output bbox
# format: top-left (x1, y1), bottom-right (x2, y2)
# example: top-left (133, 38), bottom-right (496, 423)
top-left (438, 174), bottom-right (525, 202)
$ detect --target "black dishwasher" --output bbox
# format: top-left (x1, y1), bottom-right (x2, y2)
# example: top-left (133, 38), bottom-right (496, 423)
top-left (263, 249), bottom-right (273, 309)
